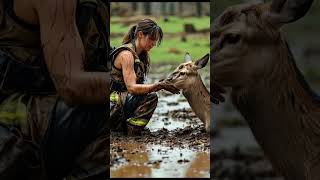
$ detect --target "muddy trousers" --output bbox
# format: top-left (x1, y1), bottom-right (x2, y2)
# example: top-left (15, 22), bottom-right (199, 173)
top-left (0, 123), bottom-right (43, 180)
top-left (0, 94), bottom-right (108, 180)
top-left (110, 92), bottom-right (158, 132)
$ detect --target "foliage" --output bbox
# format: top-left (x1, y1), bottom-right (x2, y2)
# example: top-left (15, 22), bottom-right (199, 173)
top-left (111, 16), bottom-right (210, 64)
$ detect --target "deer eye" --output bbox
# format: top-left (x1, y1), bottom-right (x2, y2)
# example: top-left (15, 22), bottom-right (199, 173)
top-left (178, 65), bottom-right (184, 69)
top-left (226, 33), bottom-right (241, 44)
top-left (180, 72), bottom-right (186, 76)
top-left (221, 33), bottom-right (241, 49)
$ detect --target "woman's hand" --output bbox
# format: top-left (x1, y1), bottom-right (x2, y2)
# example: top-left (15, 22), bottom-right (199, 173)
top-left (211, 82), bottom-right (225, 104)
top-left (156, 80), bottom-right (180, 94)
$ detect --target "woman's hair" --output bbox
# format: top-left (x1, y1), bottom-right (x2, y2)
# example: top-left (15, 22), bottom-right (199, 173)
top-left (122, 19), bottom-right (163, 75)
top-left (122, 18), bottom-right (163, 46)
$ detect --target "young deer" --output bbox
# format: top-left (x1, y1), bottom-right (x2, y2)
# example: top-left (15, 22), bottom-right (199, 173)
top-left (165, 53), bottom-right (211, 132)
top-left (212, 0), bottom-right (319, 179)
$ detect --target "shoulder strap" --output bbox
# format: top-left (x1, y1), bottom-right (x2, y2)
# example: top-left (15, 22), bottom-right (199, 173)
top-left (76, 0), bottom-right (98, 39)
top-left (110, 45), bottom-right (139, 63)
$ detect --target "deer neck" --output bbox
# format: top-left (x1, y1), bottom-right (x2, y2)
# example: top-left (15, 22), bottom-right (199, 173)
top-left (231, 44), bottom-right (320, 179)
top-left (182, 75), bottom-right (210, 126)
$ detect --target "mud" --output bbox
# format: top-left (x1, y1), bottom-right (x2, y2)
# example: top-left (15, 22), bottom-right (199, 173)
top-left (110, 126), bottom-right (210, 178)
top-left (110, 92), bottom-right (210, 178)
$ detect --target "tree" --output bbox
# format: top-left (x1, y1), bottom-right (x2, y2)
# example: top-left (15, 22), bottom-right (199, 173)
top-left (132, 2), bottom-right (137, 11)
top-left (161, 2), bottom-right (167, 16)
top-left (196, 2), bottom-right (202, 17)
top-left (178, 2), bottom-right (183, 17)
top-left (169, 2), bottom-right (175, 16)
top-left (144, 2), bottom-right (151, 15)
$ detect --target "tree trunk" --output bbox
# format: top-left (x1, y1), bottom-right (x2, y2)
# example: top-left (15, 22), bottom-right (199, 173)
top-left (196, 2), bottom-right (202, 17)
top-left (144, 2), bottom-right (151, 15)
top-left (169, 2), bottom-right (175, 16)
top-left (161, 2), bottom-right (167, 16)
top-left (178, 2), bottom-right (183, 17)
top-left (132, 2), bottom-right (137, 11)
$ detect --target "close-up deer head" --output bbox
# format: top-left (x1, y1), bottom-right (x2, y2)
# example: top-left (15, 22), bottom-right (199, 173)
top-left (212, 1), bottom-right (320, 180)
top-left (166, 53), bottom-right (209, 90)
top-left (212, 0), bottom-right (314, 88)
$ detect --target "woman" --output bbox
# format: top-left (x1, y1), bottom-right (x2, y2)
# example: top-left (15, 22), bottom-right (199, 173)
top-left (110, 19), bottom-right (179, 135)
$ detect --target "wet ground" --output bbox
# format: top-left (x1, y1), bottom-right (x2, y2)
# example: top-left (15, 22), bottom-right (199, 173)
top-left (110, 68), bottom-right (210, 178)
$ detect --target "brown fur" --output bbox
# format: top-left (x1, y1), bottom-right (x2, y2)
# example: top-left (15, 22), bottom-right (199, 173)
top-left (212, 1), bottom-right (319, 179)
top-left (165, 54), bottom-right (211, 132)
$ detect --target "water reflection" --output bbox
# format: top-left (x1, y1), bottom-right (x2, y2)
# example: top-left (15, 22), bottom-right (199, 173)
top-left (111, 142), bottom-right (151, 178)
top-left (110, 142), bottom-right (209, 178)
top-left (147, 94), bottom-right (201, 132)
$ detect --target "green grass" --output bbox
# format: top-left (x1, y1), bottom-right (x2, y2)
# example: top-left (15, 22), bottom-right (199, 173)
top-left (150, 35), bottom-right (209, 64)
top-left (111, 16), bottom-right (210, 64)
top-left (111, 16), bottom-right (210, 34)
top-left (111, 35), bottom-right (209, 64)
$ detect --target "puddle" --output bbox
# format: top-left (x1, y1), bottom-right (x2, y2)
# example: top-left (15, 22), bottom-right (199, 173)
top-left (147, 93), bottom-right (202, 132)
top-left (110, 142), bottom-right (209, 178)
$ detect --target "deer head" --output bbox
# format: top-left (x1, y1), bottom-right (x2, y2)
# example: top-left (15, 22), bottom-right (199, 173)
top-left (212, 0), bottom-right (314, 88)
top-left (165, 53), bottom-right (211, 132)
top-left (166, 53), bottom-right (209, 90)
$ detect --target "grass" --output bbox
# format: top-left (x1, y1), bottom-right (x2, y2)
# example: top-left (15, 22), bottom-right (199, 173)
top-left (111, 16), bottom-right (210, 34)
top-left (111, 16), bottom-right (210, 64)
top-left (111, 35), bottom-right (209, 64)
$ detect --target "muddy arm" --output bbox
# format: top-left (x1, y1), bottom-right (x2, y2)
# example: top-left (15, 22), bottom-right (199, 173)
top-left (37, 0), bottom-right (109, 105)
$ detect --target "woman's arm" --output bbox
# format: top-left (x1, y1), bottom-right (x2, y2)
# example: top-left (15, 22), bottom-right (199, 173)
top-left (35, 0), bottom-right (109, 105)
top-left (117, 51), bottom-right (179, 95)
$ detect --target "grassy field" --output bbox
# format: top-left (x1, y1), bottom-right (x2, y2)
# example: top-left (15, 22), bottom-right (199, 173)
top-left (111, 16), bottom-right (210, 34)
top-left (111, 16), bottom-right (210, 64)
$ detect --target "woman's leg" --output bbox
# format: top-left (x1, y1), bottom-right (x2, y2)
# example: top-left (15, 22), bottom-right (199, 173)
top-left (123, 92), bottom-right (158, 135)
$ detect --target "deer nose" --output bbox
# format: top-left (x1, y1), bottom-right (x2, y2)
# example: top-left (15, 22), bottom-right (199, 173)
top-left (167, 75), bottom-right (173, 81)
top-left (167, 72), bottom-right (176, 81)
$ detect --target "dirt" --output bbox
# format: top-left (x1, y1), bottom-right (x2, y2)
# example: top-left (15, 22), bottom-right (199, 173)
top-left (110, 90), bottom-right (210, 178)
top-left (111, 125), bottom-right (209, 154)
top-left (110, 127), bottom-right (210, 178)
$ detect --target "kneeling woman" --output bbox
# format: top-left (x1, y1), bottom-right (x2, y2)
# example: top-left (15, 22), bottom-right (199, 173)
top-left (110, 19), bottom-right (179, 135)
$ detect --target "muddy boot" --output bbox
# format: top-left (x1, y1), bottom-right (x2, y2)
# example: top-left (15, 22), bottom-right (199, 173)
top-left (126, 124), bottom-right (144, 136)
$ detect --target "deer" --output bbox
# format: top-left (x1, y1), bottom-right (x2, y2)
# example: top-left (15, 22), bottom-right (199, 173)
top-left (164, 53), bottom-right (211, 132)
top-left (212, 0), bottom-right (319, 179)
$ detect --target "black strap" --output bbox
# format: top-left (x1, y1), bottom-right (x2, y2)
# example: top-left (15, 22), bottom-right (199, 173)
top-left (4, 0), bottom-right (38, 30)
top-left (76, 1), bottom-right (97, 40)
top-left (0, 50), bottom-right (56, 95)
top-left (76, 0), bottom-right (111, 72)
top-left (92, 3), bottom-right (109, 70)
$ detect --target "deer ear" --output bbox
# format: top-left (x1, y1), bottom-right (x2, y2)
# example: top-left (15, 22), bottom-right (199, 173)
top-left (184, 52), bottom-right (192, 62)
top-left (195, 54), bottom-right (209, 69)
top-left (264, 0), bottom-right (314, 27)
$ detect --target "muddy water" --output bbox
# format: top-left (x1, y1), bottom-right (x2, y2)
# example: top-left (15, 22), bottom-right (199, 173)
top-left (110, 142), bottom-right (209, 178)
top-left (110, 91), bottom-right (210, 178)
top-left (147, 94), bottom-right (201, 132)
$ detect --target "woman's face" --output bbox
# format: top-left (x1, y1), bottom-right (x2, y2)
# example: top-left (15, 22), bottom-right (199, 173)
top-left (137, 31), bottom-right (159, 52)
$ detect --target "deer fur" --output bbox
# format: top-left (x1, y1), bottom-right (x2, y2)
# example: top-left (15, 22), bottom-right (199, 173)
top-left (212, 0), bottom-right (319, 179)
top-left (165, 53), bottom-right (211, 132)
